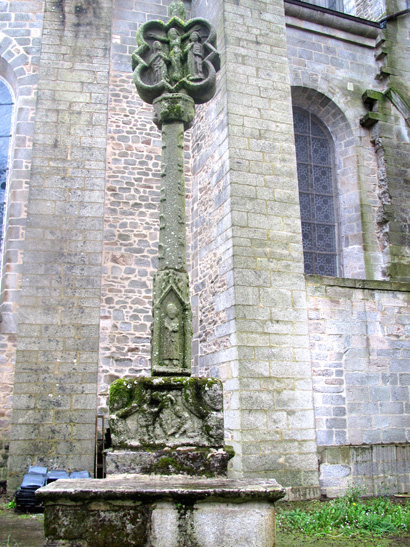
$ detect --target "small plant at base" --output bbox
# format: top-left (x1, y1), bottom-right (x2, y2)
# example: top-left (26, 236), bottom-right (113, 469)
top-left (277, 488), bottom-right (410, 538)
top-left (7, 499), bottom-right (16, 509)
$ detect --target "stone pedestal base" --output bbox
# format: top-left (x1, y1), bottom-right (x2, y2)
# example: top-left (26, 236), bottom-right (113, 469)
top-left (106, 447), bottom-right (234, 477)
top-left (37, 475), bottom-right (285, 547)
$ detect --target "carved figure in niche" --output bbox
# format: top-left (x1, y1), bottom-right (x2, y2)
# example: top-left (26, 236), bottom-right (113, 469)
top-left (151, 41), bottom-right (169, 83)
top-left (147, 26), bottom-right (201, 85)
top-left (172, 405), bottom-right (195, 438)
top-left (160, 400), bottom-right (195, 439)
top-left (162, 302), bottom-right (180, 366)
top-left (185, 31), bottom-right (204, 80)
top-left (147, 28), bottom-right (182, 84)
top-left (137, 404), bottom-right (158, 443)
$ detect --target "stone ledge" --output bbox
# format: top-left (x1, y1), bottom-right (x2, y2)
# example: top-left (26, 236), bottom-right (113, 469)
top-left (36, 475), bottom-right (286, 503)
top-left (306, 274), bottom-right (410, 293)
top-left (285, 0), bottom-right (380, 39)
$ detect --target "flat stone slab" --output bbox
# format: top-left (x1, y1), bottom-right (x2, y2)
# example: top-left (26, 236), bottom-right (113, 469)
top-left (37, 475), bottom-right (285, 547)
top-left (37, 474), bottom-right (285, 502)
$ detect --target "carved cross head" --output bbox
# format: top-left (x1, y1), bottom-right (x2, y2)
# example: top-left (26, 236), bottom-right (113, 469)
top-left (132, 11), bottom-right (220, 105)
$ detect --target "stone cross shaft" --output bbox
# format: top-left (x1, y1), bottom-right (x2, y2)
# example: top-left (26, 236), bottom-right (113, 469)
top-left (131, 1), bottom-right (220, 377)
top-left (159, 123), bottom-right (185, 271)
top-left (154, 95), bottom-right (194, 272)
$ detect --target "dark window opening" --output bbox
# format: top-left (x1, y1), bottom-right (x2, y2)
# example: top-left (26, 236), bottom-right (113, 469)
top-left (293, 107), bottom-right (339, 276)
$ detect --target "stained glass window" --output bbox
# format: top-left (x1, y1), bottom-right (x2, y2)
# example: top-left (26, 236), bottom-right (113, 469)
top-left (293, 107), bottom-right (338, 276)
top-left (0, 79), bottom-right (13, 256)
top-left (302, 0), bottom-right (345, 13)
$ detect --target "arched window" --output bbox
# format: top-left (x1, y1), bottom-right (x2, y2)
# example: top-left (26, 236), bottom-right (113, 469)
top-left (293, 107), bottom-right (339, 276)
top-left (0, 79), bottom-right (13, 254)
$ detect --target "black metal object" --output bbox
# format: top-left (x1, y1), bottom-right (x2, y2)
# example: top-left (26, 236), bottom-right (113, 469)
top-left (15, 467), bottom-right (91, 512)
top-left (15, 470), bottom-right (47, 511)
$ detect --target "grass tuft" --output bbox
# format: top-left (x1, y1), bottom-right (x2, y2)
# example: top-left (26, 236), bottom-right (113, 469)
top-left (277, 487), bottom-right (410, 538)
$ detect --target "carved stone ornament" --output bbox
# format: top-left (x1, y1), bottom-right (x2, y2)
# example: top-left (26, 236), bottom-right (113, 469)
top-left (131, 11), bottom-right (220, 104)
top-left (108, 377), bottom-right (224, 450)
top-left (151, 270), bottom-right (192, 376)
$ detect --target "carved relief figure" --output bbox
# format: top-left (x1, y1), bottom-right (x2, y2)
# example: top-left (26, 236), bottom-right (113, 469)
top-left (158, 396), bottom-right (195, 440)
top-left (151, 41), bottom-right (169, 83)
top-left (147, 28), bottom-right (183, 85)
top-left (170, 405), bottom-right (195, 439)
top-left (162, 302), bottom-right (180, 366)
top-left (186, 31), bottom-right (204, 80)
top-left (167, 28), bottom-right (184, 84)
top-left (147, 26), bottom-right (203, 86)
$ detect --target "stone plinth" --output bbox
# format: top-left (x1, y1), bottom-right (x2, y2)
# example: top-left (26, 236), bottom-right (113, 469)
top-left (108, 377), bottom-right (225, 450)
top-left (37, 475), bottom-right (285, 547)
top-left (106, 447), bottom-right (234, 477)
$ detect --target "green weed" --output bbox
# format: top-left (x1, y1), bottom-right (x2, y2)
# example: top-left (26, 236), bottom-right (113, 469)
top-left (277, 488), bottom-right (410, 538)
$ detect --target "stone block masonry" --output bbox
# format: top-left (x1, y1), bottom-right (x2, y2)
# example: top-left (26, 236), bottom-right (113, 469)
top-left (224, 0), bottom-right (319, 495)
top-left (307, 276), bottom-right (410, 450)
top-left (0, 1), bottom-right (45, 484)
top-left (319, 444), bottom-right (410, 498)
top-left (190, 0), bottom-right (320, 496)
top-left (307, 275), bottom-right (410, 495)
top-left (7, 0), bottom-right (113, 492)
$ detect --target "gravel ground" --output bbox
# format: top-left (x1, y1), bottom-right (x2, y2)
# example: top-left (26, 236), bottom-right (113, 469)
top-left (0, 502), bottom-right (45, 547)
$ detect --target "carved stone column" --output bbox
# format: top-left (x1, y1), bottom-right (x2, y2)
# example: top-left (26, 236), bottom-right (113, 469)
top-left (131, 1), bottom-right (220, 377)
top-left (151, 94), bottom-right (195, 376)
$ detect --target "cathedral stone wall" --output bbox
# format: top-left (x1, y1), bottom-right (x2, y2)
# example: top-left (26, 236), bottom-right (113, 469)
top-left (307, 276), bottom-right (410, 449)
top-left (0, 0), bottom-right (44, 485)
top-left (6, 0), bottom-right (113, 492)
top-left (1, 0), bottom-right (410, 498)
top-left (286, 12), bottom-right (384, 280)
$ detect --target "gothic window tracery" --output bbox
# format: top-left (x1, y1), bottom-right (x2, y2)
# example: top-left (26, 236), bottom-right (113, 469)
top-left (293, 107), bottom-right (339, 276)
top-left (0, 79), bottom-right (13, 257)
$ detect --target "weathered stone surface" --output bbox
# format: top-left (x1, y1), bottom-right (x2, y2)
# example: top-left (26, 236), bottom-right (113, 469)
top-left (150, 500), bottom-right (277, 547)
top-left (44, 502), bottom-right (149, 547)
top-left (109, 377), bottom-right (224, 449)
top-left (152, 271), bottom-right (192, 377)
top-left (106, 446), bottom-right (234, 477)
top-left (132, 9), bottom-right (220, 105)
top-left (38, 476), bottom-right (285, 546)
top-left (37, 475), bottom-right (285, 502)
top-left (153, 93), bottom-right (195, 130)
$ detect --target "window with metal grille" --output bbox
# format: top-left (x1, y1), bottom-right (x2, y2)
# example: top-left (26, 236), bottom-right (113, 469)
top-left (302, 0), bottom-right (345, 13)
top-left (293, 107), bottom-right (339, 276)
top-left (0, 79), bottom-right (13, 256)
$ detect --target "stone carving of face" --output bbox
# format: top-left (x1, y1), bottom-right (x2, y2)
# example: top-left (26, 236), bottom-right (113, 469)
top-left (203, 383), bottom-right (223, 411)
top-left (190, 31), bottom-right (199, 42)
top-left (166, 303), bottom-right (178, 319)
top-left (168, 28), bottom-right (179, 40)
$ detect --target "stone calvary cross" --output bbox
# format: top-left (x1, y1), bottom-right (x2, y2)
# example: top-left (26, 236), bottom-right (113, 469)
top-left (131, 0), bottom-right (220, 377)
top-left (37, 7), bottom-right (284, 544)
top-left (104, 0), bottom-right (230, 478)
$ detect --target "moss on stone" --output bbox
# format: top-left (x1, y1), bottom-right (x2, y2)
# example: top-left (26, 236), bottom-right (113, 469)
top-left (109, 378), bottom-right (133, 412)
